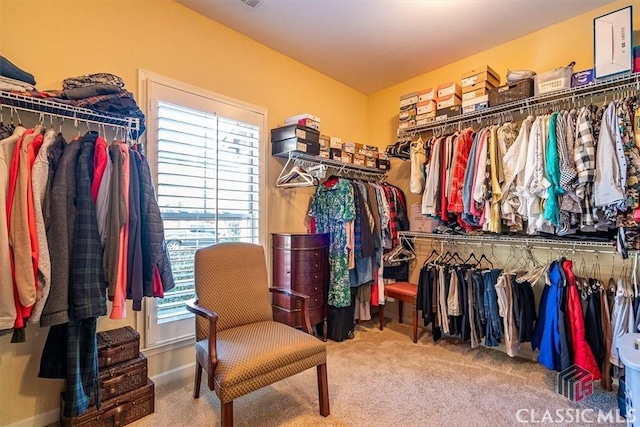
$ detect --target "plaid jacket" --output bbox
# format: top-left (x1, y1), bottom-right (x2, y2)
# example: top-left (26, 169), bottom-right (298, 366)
top-left (72, 132), bottom-right (107, 320)
top-left (573, 106), bottom-right (596, 198)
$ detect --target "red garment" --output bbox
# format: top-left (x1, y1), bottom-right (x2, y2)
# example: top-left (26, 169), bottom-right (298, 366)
top-left (6, 129), bottom-right (34, 329)
top-left (562, 259), bottom-right (601, 380)
top-left (110, 144), bottom-right (130, 319)
top-left (153, 265), bottom-right (164, 298)
top-left (447, 129), bottom-right (474, 213)
top-left (91, 136), bottom-right (108, 202)
top-left (22, 133), bottom-right (44, 321)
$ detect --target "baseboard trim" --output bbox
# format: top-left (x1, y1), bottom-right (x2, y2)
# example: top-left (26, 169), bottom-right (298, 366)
top-left (8, 363), bottom-right (194, 427)
top-left (149, 361), bottom-right (194, 386)
top-left (5, 407), bottom-right (59, 427)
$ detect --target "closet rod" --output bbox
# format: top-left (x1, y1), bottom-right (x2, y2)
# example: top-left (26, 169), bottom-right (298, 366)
top-left (0, 90), bottom-right (139, 130)
top-left (399, 231), bottom-right (617, 250)
top-left (0, 103), bottom-right (134, 131)
top-left (416, 239), bottom-right (609, 255)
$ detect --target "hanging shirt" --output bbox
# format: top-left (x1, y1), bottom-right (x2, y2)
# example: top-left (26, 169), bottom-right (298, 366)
top-left (29, 130), bottom-right (58, 324)
top-left (447, 128), bottom-right (474, 214)
top-left (594, 102), bottom-right (626, 207)
top-left (0, 126), bottom-right (25, 331)
top-left (409, 138), bottom-right (426, 194)
top-left (502, 117), bottom-right (532, 231)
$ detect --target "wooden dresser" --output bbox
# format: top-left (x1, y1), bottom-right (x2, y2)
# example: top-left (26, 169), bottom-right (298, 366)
top-left (272, 232), bottom-right (329, 341)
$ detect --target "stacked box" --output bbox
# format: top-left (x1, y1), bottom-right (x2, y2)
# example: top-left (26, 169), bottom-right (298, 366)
top-left (398, 91), bottom-right (418, 132)
top-left (284, 113), bottom-right (321, 131)
top-left (271, 124), bottom-right (320, 157)
top-left (461, 66), bottom-right (500, 109)
top-left (61, 327), bottom-right (154, 427)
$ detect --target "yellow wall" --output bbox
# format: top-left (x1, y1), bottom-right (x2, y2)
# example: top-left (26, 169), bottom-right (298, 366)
top-left (0, 0), bottom-right (368, 425)
top-left (0, 0), bottom-right (638, 424)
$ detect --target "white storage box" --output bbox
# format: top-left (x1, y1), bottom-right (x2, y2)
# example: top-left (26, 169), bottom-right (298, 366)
top-left (534, 63), bottom-right (574, 95)
top-left (409, 203), bottom-right (440, 232)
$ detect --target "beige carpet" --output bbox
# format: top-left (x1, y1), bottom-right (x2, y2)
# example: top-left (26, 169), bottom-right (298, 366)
top-left (130, 320), bottom-right (620, 427)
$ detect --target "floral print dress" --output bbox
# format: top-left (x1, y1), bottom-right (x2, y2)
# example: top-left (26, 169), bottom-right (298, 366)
top-left (308, 179), bottom-right (355, 308)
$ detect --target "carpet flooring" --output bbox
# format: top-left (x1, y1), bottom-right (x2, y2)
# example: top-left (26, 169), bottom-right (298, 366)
top-left (128, 319), bottom-right (622, 427)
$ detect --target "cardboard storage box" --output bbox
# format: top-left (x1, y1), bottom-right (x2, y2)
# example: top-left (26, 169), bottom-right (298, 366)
top-left (461, 66), bottom-right (500, 88)
top-left (416, 113), bottom-right (436, 127)
top-left (272, 138), bottom-right (320, 157)
top-left (341, 151), bottom-right (353, 164)
top-left (365, 156), bottom-right (376, 168)
top-left (271, 124), bottom-right (320, 144)
top-left (319, 149), bottom-right (330, 159)
top-left (284, 113), bottom-right (321, 124)
top-left (284, 117), bottom-right (319, 131)
top-left (329, 136), bottom-right (342, 149)
top-left (329, 148), bottom-right (342, 161)
top-left (319, 135), bottom-right (330, 150)
top-left (377, 158), bottom-right (390, 170)
top-left (409, 203), bottom-right (440, 232)
top-left (399, 109), bottom-right (416, 121)
top-left (436, 94), bottom-right (462, 109)
top-left (418, 88), bottom-right (436, 102)
top-left (416, 100), bottom-right (436, 115)
top-left (353, 153), bottom-right (365, 166)
top-left (437, 81), bottom-right (462, 98)
top-left (461, 94), bottom-right (489, 108)
top-left (398, 120), bottom-right (416, 130)
top-left (343, 142), bottom-right (363, 154)
top-left (400, 91), bottom-right (419, 109)
top-left (435, 105), bottom-right (461, 121)
top-left (462, 101), bottom-right (489, 114)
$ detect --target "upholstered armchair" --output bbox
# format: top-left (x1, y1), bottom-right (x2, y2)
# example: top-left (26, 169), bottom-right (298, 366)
top-left (186, 242), bottom-right (330, 426)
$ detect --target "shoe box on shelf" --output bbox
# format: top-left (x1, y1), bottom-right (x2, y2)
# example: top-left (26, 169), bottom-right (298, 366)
top-left (271, 123), bottom-right (321, 157)
top-left (60, 326), bottom-right (154, 427)
top-left (461, 65), bottom-right (500, 110)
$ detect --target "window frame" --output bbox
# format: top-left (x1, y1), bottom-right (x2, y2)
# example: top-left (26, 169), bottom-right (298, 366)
top-left (137, 69), bottom-right (269, 351)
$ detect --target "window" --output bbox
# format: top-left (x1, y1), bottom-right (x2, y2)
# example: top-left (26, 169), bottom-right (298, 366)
top-left (141, 71), bottom-right (267, 348)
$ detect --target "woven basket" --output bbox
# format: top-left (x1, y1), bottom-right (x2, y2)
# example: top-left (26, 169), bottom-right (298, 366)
top-left (61, 379), bottom-right (155, 427)
top-left (488, 78), bottom-right (534, 107)
top-left (92, 354), bottom-right (148, 404)
top-left (97, 326), bottom-right (140, 369)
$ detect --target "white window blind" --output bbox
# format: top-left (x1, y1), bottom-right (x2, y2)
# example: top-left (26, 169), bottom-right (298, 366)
top-left (156, 102), bottom-right (260, 321)
top-left (142, 73), bottom-right (266, 348)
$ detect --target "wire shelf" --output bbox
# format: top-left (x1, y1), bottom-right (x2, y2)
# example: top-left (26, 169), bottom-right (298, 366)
top-left (0, 90), bottom-right (139, 130)
top-left (401, 71), bottom-right (640, 134)
top-left (275, 150), bottom-right (388, 183)
top-left (399, 230), bottom-right (617, 251)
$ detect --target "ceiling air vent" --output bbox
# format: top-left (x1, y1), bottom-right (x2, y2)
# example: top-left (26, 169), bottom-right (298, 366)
top-left (240, 0), bottom-right (263, 8)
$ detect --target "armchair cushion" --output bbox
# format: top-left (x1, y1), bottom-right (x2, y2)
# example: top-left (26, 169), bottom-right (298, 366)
top-left (196, 320), bottom-right (326, 402)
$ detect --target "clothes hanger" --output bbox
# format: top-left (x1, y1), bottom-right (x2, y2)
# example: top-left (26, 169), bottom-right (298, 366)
top-left (388, 246), bottom-right (416, 263)
top-left (277, 165), bottom-right (317, 188)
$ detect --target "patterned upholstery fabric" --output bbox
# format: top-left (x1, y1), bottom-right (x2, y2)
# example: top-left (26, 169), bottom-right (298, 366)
top-left (193, 242), bottom-right (327, 405)
top-left (194, 243), bottom-right (273, 339)
top-left (196, 321), bottom-right (326, 402)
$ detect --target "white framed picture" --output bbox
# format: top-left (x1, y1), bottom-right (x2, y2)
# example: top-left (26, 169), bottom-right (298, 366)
top-left (594, 5), bottom-right (633, 79)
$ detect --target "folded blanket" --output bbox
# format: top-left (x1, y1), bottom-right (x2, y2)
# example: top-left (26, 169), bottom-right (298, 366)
top-left (63, 73), bottom-right (125, 90)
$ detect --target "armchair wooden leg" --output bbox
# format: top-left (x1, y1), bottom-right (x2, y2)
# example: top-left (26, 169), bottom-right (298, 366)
top-left (317, 363), bottom-right (330, 417)
top-left (221, 401), bottom-right (233, 427)
top-left (378, 304), bottom-right (385, 330)
top-left (193, 361), bottom-right (203, 398)
top-left (412, 303), bottom-right (418, 344)
top-left (398, 300), bottom-right (404, 324)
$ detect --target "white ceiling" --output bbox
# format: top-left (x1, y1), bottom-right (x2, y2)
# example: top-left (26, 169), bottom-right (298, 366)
top-left (176, 0), bottom-right (618, 94)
